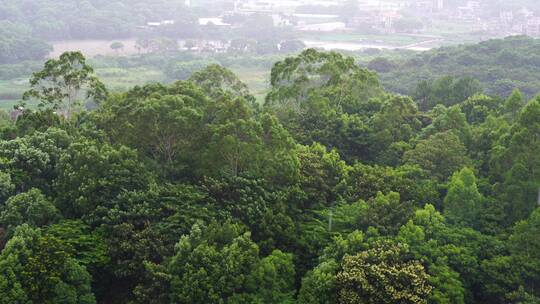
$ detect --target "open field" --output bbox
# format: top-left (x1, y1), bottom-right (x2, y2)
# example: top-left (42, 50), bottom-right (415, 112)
top-left (0, 66), bottom-right (167, 109)
top-left (95, 67), bottom-right (167, 92)
top-left (230, 67), bottom-right (270, 103)
top-left (0, 65), bottom-right (271, 110)
top-left (50, 39), bottom-right (140, 58)
top-left (0, 100), bottom-right (18, 111)
top-left (0, 79), bottom-right (28, 108)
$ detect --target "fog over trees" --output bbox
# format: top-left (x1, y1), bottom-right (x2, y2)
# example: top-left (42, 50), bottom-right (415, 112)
top-left (1, 1), bottom-right (540, 304)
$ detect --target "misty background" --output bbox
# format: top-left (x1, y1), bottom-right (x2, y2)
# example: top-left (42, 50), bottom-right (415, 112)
top-left (1, 0), bottom-right (540, 107)
top-left (3, 3), bottom-right (540, 304)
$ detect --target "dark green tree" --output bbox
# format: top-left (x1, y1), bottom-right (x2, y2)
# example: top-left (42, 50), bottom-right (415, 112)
top-left (443, 168), bottom-right (485, 228)
top-left (54, 139), bottom-right (154, 218)
top-left (167, 221), bottom-right (295, 303)
top-left (503, 89), bottom-right (526, 122)
top-left (0, 189), bottom-right (60, 237)
top-left (0, 225), bottom-right (95, 304)
top-left (404, 131), bottom-right (471, 181)
top-left (0, 128), bottom-right (71, 194)
top-left (491, 98), bottom-right (540, 223)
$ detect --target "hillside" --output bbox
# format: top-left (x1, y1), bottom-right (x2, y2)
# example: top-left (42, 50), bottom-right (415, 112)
top-left (371, 36), bottom-right (540, 98)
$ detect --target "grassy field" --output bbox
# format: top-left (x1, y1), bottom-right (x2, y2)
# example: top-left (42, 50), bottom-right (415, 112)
top-left (50, 39), bottom-right (140, 58)
top-left (98, 65), bottom-right (268, 101)
top-left (0, 100), bottom-right (18, 111)
top-left (0, 79), bottom-right (29, 110)
top-left (0, 67), bottom-right (167, 108)
top-left (0, 79), bottom-right (28, 100)
top-left (230, 66), bottom-right (270, 104)
top-left (96, 67), bottom-right (167, 92)
top-left (0, 64), bottom-right (269, 109)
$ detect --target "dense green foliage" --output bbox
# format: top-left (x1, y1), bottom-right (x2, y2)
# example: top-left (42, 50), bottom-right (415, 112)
top-left (1, 49), bottom-right (540, 304)
top-left (0, 0), bottom-right (193, 63)
top-left (373, 36), bottom-right (540, 100)
top-left (0, 0), bottom-right (191, 40)
top-left (0, 21), bottom-right (52, 64)
top-left (0, 0), bottom-right (293, 65)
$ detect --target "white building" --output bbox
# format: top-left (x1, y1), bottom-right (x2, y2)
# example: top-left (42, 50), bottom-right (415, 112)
top-left (297, 22), bottom-right (346, 32)
top-left (146, 20), bottom-right (175, 27)
top-left (435, 0), bottom-right (444, 10)
top-left (271, 14), bottom-right (293, 27)
top-left (466, 1), bottom-right (480, 10)
top-left (198, 17), bottom-right (231, 26)
top-left (526, 17), bottom-right (540, 37)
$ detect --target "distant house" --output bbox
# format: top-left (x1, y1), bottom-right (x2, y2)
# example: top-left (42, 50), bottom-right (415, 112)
top-left (526, 17), bottom-right (540, 37)
top-left (198, 17), bottom-right (231, 26)
top-left (235, 0), bottom-right (340, 14)
top-left (500, 11), bottom-right (513, 24)
top-left (296, 22), bottom-right (346, 32)
top-left (435, 0), bottom-right (444, 10)
top-left (348, 8), bottom-right (400, 33)
top-left (467, 1), bottom-right (481, 10)
top-left (458, 6), bottom-right (475, 20)
top-left (457, 1), bottom-right (480, 20)
top-left (271, 14), bottom-right (293, 27)
top-left (381, 11), bottom-right (400, 31)
top-left (348, 11), bottom-right (380, 28)
top-left (293, 13), bottom-right (339, 20)
top-left (512, 23), bottom-right (525, 34)
top-left (185, 40), bottom-right (230, 54)
top-left (146, 20), bottom-right (175, 27)
top-left (415, 0), bottom-right (443, 14)
top-left (415, 1), bottom-right (435, 14)
top-left (517, 8), bottom-right (534, 19)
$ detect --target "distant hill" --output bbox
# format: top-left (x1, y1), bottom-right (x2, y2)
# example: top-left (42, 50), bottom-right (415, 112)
top-left (370, 36), bottom-right (540, 98)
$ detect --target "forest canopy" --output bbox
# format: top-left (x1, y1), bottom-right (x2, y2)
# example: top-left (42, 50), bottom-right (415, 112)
top-left (1, 49), bottom-right (540, 304)
top-left (371, 36), bottom-right (540, 100)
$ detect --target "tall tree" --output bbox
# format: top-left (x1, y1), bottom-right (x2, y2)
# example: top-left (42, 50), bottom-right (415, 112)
top-left (265, 48), bottom-right (383, 115)
top-left (404, 131), bottom-right (471, 181)
top-left (189, 64), bottom-right (255, 103)
top-left (413, 76), bottom-right (482, 111)
top-left (443, 168), bottom-right (485, 228)
top-left (22, 51), bottom-right (107, 118)
top-left (53, 139), bottom-right (154, 218)
top-left (460, 94), bottom-right (499, 124)
top-left (491, 98), bottom-right (540, 223)
top-left (0, 189), bottom-right (60, 237)
top-left (421, 105), bottom-right (471, 146)
top-left (0, 128), bottom-right (71, 194)
top-left (369, 95), bottom-right (422, 162)
top-left (503, 89), bottom-right (525, 122)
